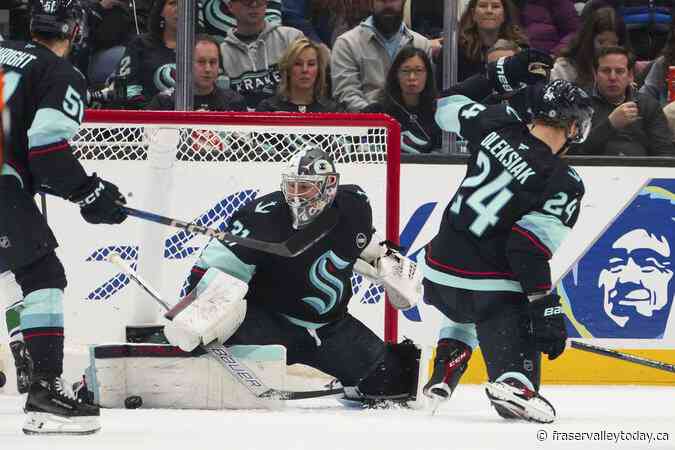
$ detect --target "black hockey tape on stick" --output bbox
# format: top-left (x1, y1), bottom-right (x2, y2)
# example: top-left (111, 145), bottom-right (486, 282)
top-left (120, 204), bottom-right (338, 258)
top-left (570, 341), bottom-right (675, 374)
top-left (106, 253), bottom-right (346, 401)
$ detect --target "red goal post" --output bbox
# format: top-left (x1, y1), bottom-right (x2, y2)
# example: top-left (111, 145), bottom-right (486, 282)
top-left (73, 110), bottom-right (402, 343)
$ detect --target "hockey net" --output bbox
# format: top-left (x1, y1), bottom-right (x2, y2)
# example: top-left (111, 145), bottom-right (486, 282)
top-left (69, 110), bottom-right (401, 344)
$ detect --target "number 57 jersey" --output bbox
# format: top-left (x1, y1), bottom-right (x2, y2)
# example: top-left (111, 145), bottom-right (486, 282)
top-left (0, 40), bottom-right (87, 194)
top-left (420, 96), bottom-right (585, 295)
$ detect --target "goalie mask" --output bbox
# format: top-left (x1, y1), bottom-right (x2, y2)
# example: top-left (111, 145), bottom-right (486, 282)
top-left (281, 147), bottom-right (339, 230)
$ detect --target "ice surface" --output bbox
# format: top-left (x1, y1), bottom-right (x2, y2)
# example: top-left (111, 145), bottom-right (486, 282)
top-left (1, 385), bottom-right (673, 450)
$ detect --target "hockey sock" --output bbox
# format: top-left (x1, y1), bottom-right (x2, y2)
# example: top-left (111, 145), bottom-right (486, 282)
top-left (20, 288), bottom-right (65, 377)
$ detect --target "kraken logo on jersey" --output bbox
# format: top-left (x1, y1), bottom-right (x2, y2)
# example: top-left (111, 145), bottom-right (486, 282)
top-left (201, 0), bottom-right (234, 34)
top-left (153, 64), bottom-right (177, 93)
top-left (230, 67), bottom-right (282, 95)
top-left (302, 251), bottom-right (350, 315)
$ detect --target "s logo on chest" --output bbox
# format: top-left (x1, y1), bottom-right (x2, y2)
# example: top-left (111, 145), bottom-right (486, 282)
top-left (302, 250), bottom-right (350, 315)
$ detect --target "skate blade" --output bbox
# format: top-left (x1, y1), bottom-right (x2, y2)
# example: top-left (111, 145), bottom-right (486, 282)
top-left (485, 382), bottom-right (555, 424)
top-left (423, 383), bottom-right (452, 416)
top-left (23, 412), bottom-right (101, 435)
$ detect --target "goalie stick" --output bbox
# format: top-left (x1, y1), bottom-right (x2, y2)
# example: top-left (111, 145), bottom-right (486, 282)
top-left (570, 341), bottom-right (675, 374)
top-left (107, 252), bottom-right (346, 400)
top-left (121, 205), bottom-right (338, 258)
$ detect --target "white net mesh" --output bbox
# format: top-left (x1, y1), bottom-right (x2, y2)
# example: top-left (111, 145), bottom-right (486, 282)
top-left (72, 123), bottom-right (389, 164)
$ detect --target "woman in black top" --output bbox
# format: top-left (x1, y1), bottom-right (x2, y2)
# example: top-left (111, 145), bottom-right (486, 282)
top-left (256, 37), bottom-right (343, 112)
top-left (364, 47), bottom-right (441, 154)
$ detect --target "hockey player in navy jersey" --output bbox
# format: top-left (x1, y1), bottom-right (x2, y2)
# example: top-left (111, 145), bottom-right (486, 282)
top-left (0, 0), bottom-right (127, 435)
top-left (162, 146), bottom-right (425, 406)
top-left (419, 50), bottom-right (593, 423)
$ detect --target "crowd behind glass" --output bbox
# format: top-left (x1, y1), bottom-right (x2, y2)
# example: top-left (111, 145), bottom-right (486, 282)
top-left (3, 0), bottom-right (675, 156)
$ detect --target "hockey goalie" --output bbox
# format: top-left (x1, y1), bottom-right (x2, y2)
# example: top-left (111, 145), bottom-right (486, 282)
top-left (83, 146), bottom-right (428, 410)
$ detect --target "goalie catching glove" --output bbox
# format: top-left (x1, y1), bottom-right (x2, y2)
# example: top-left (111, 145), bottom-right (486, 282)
top-left (163, 268), bottom-right (248, 352)
top-left (354, 239), bottom-right (422, 311)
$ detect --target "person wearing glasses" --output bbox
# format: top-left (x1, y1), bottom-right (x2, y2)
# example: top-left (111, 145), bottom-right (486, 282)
top-left (331, 0), bottom-right (433, 112)
top-left (363, 47), bottom-right (441, 154)
top-left (218, 0), bottom-right (304, 110)
top-left (198, 0), bottom-right (282, 41)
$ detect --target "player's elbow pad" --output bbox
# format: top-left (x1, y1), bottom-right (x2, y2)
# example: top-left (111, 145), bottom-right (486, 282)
top-left (28, 142), bottom-right (89, 198)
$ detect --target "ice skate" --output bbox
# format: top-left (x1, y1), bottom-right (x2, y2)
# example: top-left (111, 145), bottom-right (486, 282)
top-left (485, 378), bottom-right (556, 424)
top-left (23, 376), bottom-right (101, 435)
top-left (422, 339), bottom-right (471, 412)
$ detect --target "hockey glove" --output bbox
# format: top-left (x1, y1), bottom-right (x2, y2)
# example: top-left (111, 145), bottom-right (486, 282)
top-left (69, 174), bottom-right (128, 225)
top-left (353, 242), bottom-right (422, 311)
top-left (488, 49), bottom-right (553, 94)
top-left (528, 293), bottom-right (567, 360)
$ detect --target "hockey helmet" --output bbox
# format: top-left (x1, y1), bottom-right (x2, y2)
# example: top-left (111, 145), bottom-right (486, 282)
top-left (31, 0), bottom-right (84, 41)
top-left (281, 146), bottom-right (339, 230)
top-left (531, 79), bottom-right (594, 145)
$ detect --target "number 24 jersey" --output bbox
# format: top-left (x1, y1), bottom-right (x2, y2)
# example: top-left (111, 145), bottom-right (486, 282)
top-left (421, 97), bottom-right (585, 294)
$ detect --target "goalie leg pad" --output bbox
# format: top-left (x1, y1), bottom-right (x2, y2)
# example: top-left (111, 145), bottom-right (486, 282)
top-left (85, 343), bottom-right (286, 410)
top-left (163, 268), bottom-right (248, 352)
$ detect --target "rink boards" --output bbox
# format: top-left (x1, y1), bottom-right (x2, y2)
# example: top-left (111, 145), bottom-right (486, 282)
top-left (2, 161), bottom-right (674, 385)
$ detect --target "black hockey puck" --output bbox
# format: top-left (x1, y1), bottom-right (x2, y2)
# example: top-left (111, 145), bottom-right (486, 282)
top-left (0, 370), bottom-right (6, 388)
top-left (124, 395), bottom-right (143, 409)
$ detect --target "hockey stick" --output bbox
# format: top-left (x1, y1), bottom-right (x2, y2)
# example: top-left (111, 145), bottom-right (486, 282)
top-left (121, 205), bottom-right (338, 258)
top-left (570, 341), bottom-right (675, 374)
top-left (107, 252), bottom-right (345, 400)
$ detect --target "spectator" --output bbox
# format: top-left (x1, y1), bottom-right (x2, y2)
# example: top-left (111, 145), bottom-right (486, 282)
top-left (410, 0), bottom-right (444, 40)
top-left (582, 0), bottom-right (671, 60)
top-left (8, 0), bottom-right (30, 41)
top-left (331, 0), bottom-right (433, 111)
top-left (363, 46), bottom-right (441, 154)
top-left (514, 0), bottom-right (580, 56)
top-left (85, 0), bottom-right (134, 51)
top-left (310, 0), bottom-right (373, 47)
top-left (639, 17), bottom-right (675, 106)
top-left (114, 0), bottom-right (178, 108)
top-left (219, 0), bottom-right (304, 110)
top-left (74, 0), bottom-right (136, 81)
top-left (551, 6), bottom-right (628, 89)
top-left (147, 34), bottom-right (246, 111)
top-left (450, 0), bottom-right (528, 83)
top-left (571, 46), bottom-right (675, 156)
top-left (199, 0), bottom-right (282, 42)
top-left (282, 0), bottom-right (323, 43)
top-left (256, 37), bottom-right (343, 112)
